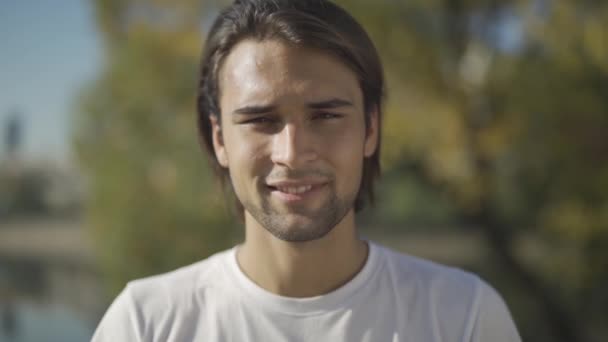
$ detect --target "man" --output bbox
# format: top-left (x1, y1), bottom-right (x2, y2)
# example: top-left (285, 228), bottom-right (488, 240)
top-left (93, 0), bottom-right (521, 341)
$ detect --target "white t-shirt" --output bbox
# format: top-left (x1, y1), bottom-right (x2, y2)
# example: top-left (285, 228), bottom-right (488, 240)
top-left (92, 242), bottom-right (521, 342)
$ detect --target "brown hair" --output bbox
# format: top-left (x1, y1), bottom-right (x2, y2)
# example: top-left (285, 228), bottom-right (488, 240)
top-left (197, 0), bottom-right (384, 215)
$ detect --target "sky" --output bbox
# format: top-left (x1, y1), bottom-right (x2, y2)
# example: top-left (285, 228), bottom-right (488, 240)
top-left (0, 0), bottom-right (103, 165)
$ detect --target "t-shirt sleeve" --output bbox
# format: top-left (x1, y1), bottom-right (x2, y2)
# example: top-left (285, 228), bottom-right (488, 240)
top-left (91, 286), bottom-right (142, 342)
top-left (469, 281), bottom-right (521, 342)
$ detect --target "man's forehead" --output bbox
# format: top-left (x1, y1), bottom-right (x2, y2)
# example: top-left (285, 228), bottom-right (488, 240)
top-left (219, 39), bottom-right (361, 110)
top-left (223, 39), bottom-right (312, 69)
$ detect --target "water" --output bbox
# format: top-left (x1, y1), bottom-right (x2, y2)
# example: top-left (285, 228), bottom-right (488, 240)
top-left (0, 300), bottom-right (93, 342)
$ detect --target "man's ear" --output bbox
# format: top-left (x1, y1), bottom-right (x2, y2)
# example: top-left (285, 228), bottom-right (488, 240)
top-left (210, 114), bottom-right (229, 168)
top-left (364, 107), bottom-right (379, 158)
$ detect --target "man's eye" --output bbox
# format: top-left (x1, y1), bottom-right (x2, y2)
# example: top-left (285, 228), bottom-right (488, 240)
top-left (313, 112), bottom-right (342, 120)
top-left (243, 117), bottom-right (276, 125)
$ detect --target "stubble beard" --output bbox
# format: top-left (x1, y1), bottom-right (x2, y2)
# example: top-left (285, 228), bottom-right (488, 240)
top-left (243, 183), bottom-right (355, 242)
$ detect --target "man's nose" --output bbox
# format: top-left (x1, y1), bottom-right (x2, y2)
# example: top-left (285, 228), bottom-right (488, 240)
top-left (270, 123), bottom-right (318, 168)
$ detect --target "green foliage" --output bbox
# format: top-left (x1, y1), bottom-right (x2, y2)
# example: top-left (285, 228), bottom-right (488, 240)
top-left (346, 0), bottom-right (608, 339)
top-left (77, 0), bottom-right (608, 339)
top-left (76, 0), bottom-right (235, 295)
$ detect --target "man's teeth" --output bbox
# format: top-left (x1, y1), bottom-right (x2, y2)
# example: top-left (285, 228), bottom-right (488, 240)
top-left (276, 185), bottom-right (313, 194)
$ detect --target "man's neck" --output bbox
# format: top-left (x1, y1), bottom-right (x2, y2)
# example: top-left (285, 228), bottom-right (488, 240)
top-left (236, 210), bottom-right (369, 298)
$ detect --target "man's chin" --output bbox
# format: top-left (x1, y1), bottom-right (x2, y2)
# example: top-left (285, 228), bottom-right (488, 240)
top-left (258, 212), bottom-right (336, 242)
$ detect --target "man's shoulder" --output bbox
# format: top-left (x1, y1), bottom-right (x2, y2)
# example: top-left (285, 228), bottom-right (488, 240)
top-left (374, 243), bottom-right (519, 340)
top-left (377, 243), bottom-right (481, 288)
top-left (124, 248), bottom-right (234, 308)
top-left (92, 248), bottom-right (236, 340)
top-left (374, 242), bottom-right (488, 308)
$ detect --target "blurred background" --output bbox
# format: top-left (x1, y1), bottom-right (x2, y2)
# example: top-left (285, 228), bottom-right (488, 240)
top-left (1, 0), bottom-right (607, 341)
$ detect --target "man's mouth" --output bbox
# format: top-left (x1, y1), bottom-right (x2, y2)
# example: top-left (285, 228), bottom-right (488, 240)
top-left (272, 185), bottom-right (313, 194)
top-left (266, 181), bottom-right (328, 202)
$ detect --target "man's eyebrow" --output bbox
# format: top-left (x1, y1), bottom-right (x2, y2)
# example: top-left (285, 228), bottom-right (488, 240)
top-left (233, 104), bottom-right (277, 115)
top-left (232, 98), bottom-right (353, 115)
top-left (307, 98), bottom-right (353, 109)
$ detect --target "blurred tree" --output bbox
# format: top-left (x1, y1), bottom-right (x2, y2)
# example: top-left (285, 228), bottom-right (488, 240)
top-left (340, 0), bottom-right (607, 341)
top-left (77, 0), bottom-right (607, 341)
top-left (75, 0), bottom-right (236, 294)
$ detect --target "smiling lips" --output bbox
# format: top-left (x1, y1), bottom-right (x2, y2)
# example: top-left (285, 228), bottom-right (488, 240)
top-left (267, 181), bottom-right (328, 202)
top-left (274, 185), bottom-right (313, 194)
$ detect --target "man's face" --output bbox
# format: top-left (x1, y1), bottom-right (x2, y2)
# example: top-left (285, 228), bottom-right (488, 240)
top-left (212, 39), bottom-right (377, 242)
